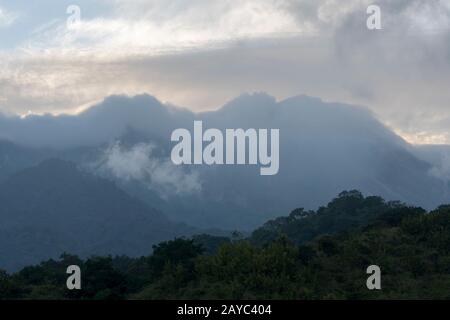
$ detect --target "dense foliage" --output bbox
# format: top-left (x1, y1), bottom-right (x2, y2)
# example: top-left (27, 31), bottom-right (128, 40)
top-left (2, 191), bottom-right (450, 300)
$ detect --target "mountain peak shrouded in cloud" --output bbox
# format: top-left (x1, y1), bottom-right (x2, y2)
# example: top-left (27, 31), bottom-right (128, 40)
top-left (0, 94), bottom-right (188, 148)
top-left (0, 92), bottom-right (448, 230)
top-left (0, 1), bottom-right (449, 143)
top-left (0, 92), bottom-right (397, 149)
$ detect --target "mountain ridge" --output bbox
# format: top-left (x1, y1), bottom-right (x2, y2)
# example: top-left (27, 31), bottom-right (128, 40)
top-left (0, 93), bottom-right (449, 229)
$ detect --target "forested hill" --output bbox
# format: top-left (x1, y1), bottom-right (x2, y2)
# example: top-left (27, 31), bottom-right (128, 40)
top-left (2, 191), bottom-right (450, 299)
top-left (0, 158), bottom-right (196, 271)
top-left (249, 190), bottom-right (426, 246)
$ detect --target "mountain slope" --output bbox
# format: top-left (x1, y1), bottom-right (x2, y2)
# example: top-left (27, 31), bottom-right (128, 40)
top-left (0, 159), bottom-right (195, 271)
top-left (0, 140), bottom-right (51, 183)
top-left (0, 93), bottom-right (449, 230)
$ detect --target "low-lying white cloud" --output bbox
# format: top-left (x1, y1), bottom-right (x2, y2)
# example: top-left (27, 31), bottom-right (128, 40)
top-left (97, 142), bottom-right (201, 197)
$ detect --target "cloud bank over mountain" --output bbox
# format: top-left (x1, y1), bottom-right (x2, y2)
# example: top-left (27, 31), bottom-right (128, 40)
top-left (0, 92), bottom-right (448, 229)
top-left (0, 1), bottom-right (449, 143)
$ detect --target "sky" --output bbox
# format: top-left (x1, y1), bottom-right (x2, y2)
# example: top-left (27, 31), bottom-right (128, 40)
top-left (0, 0), bottom-right (450, 144)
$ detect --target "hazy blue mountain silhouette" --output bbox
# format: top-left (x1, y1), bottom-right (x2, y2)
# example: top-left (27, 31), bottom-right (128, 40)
top-left (0, 158), bottom-right (195, 271)
top-left (0, 93), bottom-right (449, 230)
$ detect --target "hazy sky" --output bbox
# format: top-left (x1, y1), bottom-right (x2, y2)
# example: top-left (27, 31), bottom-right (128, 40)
top-left (0, 0), bottom-right (450, 144)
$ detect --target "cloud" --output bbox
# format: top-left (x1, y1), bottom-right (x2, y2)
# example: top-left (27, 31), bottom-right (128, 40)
top-left (0, 6), bottom-right (17, 28)
top-left (0, 0), bottom-right (450, 144)
top-left (21, 0), bottom-right (301, 57)
top-left (0, 94), bottom-right (194, 148)
top-left (414, 144), bottom-right (450, 183)
top-left (429, 153), bottom-right (450, 182)
top-left (96, 141), bottom-right (201, 197)
top-left (329, 0), bottom-right (450, 143)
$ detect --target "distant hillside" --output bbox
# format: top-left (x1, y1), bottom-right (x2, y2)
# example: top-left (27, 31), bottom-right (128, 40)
top-left (0, 159), bottom-right (196, 271)
top-left (0, 140), bottom-right (51, 183)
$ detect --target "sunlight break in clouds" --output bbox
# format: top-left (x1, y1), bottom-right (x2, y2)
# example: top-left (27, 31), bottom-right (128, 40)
top-left (0, 0), bottom-right (450, 144)
top-left (24, 0), bottom-right (301, 57)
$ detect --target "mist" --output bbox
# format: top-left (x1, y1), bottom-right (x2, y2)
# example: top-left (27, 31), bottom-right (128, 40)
top-left (0, 92), bottom-right (448, 228)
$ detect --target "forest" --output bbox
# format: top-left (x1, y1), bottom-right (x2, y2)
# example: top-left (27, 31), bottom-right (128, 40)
top-left (1, 190), bottom-right (450, 300)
